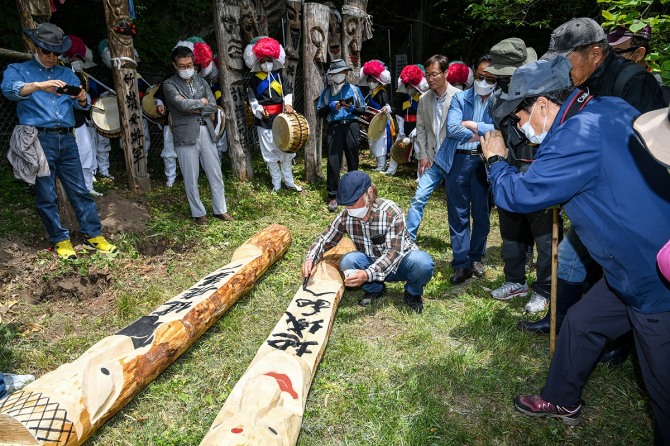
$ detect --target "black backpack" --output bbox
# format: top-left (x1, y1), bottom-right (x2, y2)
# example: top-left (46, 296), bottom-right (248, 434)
top-left (613, 63), bottom-right (670, 107)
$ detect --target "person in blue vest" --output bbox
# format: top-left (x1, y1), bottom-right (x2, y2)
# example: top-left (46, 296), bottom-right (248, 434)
top-left (316, 59), bottom-right (366, 212)
top-left (481, 55), bottom-right (670, 443)
top-left (245, 36), bottom-right (302, 193)
top-left (359, 60), bottom-right (393, 171)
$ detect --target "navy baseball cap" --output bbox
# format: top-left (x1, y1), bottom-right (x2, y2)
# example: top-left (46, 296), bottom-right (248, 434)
top-left (336, 171), bottom-right (371, 206)
top-left (492, 56), bottom-right (574, 119)
top-left (542, 18), bottom-right (607, 60)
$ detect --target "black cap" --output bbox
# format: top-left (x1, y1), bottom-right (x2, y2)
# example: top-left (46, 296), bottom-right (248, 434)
top-left (336, 171), bottom-right (371, 206)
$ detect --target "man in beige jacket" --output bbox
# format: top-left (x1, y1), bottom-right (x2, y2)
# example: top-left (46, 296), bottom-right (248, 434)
top-left (406, 54), bottom-right (461, 240)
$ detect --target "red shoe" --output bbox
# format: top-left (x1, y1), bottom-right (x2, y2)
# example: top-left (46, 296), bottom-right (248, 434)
top-left (514, 394), bottom-right (582, 426)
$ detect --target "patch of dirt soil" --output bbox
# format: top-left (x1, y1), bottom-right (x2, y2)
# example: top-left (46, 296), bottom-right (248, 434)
top-left (96, 189), bottom-right (151, 235)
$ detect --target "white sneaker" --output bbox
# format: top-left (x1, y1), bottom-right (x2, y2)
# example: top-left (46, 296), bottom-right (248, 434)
top-left (491, 282), bottom-right (529, 301)
top-left (525, 292), bottom-right (548, 314)
top-left (3, 373), bottom-right (35, 393)
top-left (89, 189), bottom-right (103, 197)
top-left (284, 183), bottom-right (303, 192)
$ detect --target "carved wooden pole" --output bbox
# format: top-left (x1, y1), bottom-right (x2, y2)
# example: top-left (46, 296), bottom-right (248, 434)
top-left (200, 238), bottom-right (354, 445)
top-left (302, 3), bottom-right (329, 184)
top-left (282, 0), bottom-right (303, 99)
top-left (325, 2), bottom-right (342, 63)
top-left (214, 0), bottom-right (253, 181)
top-left (341, 0), bottom-right (369, 84)
top-left (102, 0), bottom-right (150, 193)
top-left (0, 225), bottom-right (291, 446)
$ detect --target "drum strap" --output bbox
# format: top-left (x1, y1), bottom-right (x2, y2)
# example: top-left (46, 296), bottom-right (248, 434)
top-left (255, 72), bottom-right (283, 98)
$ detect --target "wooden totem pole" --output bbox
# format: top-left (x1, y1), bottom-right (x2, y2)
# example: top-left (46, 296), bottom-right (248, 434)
top-left (0, 225), bottom-right (291, 446)
top-left (341, 0), bottom-right (371, 84)
top-left (213, 0), bottom-right (254, 180)
top-left (102, 0), bottom-right (151, 193)
top-left (324, 1), bottom-right (342, 63)
top-left (302, 2), bottom-right (330, 184)
top-left (282, 0), bottom-right (303, 99)
top-left (199, 238), bottom-right (354, 445)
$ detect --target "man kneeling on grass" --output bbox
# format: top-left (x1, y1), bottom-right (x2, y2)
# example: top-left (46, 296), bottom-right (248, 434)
top-left (302, 171), bottom-right (434, 313)
top-left (481, 56), bottom-right (670, 443)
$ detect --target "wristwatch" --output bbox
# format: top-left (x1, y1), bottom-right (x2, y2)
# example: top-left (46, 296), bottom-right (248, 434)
top-left (486, 155), bottom-right (505, 168)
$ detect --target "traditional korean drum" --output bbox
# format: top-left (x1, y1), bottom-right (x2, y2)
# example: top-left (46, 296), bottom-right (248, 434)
top-left (357, 106), bottom-right (378, 145)
top-left (141, 84), bottom-right (166, 124)
top-left (213, 106), bottom-right (226, 140)
top-left (391, 137), bottom-right (413, 164)
top-left (91, 95), bottom-right (121, 138)
top-left (272, 112), bottom-right (310, 153)
top-left (367, 111), bottom-right (388, 142)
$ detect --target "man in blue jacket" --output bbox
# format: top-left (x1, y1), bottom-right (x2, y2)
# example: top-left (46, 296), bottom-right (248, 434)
top-left (439, 55), bottom-right (495, 283)
top-left (481, 56), bottom-right (670, 444)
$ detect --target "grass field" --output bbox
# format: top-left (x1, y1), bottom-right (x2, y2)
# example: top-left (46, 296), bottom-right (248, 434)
top-left (0, 151), bottom-right (654, 445)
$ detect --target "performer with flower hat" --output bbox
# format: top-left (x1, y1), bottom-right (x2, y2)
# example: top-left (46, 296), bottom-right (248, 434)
top-left (244, 36), bottom-right (302, 192)
top-left (384, 64), bottom-right (429, 176)
top-left (359, 60), bottom-right (393, 171)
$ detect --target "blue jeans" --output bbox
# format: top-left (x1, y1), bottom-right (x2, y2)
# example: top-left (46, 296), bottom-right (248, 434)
top-left (0, 373), bottom-right (5, 399)
top-left (35, 132), bottom-right (102, 243)
top-left (339, 250), bottom-right (434, 296)
top-left (557, 227), bottom-right (592, 283)
top-left (445, 154), bottom-right (490, 269)
top-left (406, 163), bottom-right (448, 240)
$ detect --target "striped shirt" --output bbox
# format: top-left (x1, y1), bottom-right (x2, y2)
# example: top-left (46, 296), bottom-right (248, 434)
top-left (306, 198), bottom-right (418, 282)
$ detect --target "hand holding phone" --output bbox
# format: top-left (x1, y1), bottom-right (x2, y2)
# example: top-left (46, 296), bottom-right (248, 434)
top-left (56, 85), bottom-right (83, 96)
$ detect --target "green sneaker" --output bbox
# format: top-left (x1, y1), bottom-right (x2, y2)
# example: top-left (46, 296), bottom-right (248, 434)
top-left (84, 236), bottom-right (118, 254)
top-left (54, 239), bottom-right (77, 259)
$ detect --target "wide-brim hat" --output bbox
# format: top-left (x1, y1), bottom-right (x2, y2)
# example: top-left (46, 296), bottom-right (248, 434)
top-left (327, 59), bottom-right (353, 75)
top-left (541, 17), bottom-right (607, 61)
top-left (336, 171), bottom-right (371, 206)
top-left (486, 38), bottom-right (538, 77)
top-left (492, 55), bottom-right (573, 119)
top-left (633, 107), bottom-right (670, 168)
top-left (24, 23), bottom-right (71, 54)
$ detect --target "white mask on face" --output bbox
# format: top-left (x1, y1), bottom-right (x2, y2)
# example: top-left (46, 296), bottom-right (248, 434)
top-left (473, 79), bottom-right (495, 96)
top-left (368, 81), bottom-right (379, 90)
top-left (70, 60), bottom-right (85, 72)
top-left (261, 61), bottom-right (274, 73)
top-left (178, 68), bottom-right (195, 80)
top-left (406, 86), bottom-right (417, 96)
top-left (331, 73), bottom-right (346, 84)
top-left (346, 195), bottom-right (369, 219)
top-left (520, 102), bottom-right (549, 145)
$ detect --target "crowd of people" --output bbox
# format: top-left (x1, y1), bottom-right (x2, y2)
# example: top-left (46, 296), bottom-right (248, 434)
top-left (2, 16), bottom-right (669, 444)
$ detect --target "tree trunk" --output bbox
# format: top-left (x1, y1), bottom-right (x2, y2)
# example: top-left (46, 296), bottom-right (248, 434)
top-left (200, 238), bottom-right (354, 446)
top-left (282, 0), bottom-right (303, 103)
top-left (213, 0), bottom-right (254, 181)
top-left (101, 0), bottom-right (151, 194)
top-left (0, 225), bottom-right (292, 446)
top-left (341, 0), bottom-right (369, 84)
top-left (302, 2), bottom-right (329, 184)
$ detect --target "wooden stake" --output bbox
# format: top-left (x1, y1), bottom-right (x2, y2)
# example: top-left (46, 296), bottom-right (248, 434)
top-left (550, 208), bottom-right (559, 357)
top-left (200, 238), bottom-right (355, 446)
top-left (0, 225), bottom-right (292, 446)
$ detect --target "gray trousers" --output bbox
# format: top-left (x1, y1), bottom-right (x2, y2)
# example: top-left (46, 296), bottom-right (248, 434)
top-left (175, 125), bottom-right (227, 218)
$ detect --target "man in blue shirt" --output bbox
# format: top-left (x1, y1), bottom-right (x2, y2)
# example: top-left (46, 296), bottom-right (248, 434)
top-left (316, 59), bottom-right (366, 212)
top-left (2, 23), bottom-right (117, 259)
top-left (481, 56), bottom-right (670, 443)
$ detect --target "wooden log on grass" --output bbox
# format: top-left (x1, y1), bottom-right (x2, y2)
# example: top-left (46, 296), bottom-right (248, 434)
top-left (0, 224), bottom-right (291, 446)
top-left (200, 237), bottom-right (355, 446)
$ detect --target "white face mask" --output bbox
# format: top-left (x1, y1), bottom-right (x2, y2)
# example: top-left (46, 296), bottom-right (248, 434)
top-left (70, 60), bottom-right (85, 72)
top-left (260, 61), bottom-right (274, 73)
top-left (406, 86), bottom-right (417, 96)
top-left (331, 73), bottom-right (346, 84)
top-left (178, 68), bottom-right (195, 80)
top-left (473, 79), bottom-right (495, 96)
top-left (368, 81), bottom-right (379, 90)
top-left (520, 102), bottom-right (548, 145)
top-left (346, 195), bottom-right (369, 219)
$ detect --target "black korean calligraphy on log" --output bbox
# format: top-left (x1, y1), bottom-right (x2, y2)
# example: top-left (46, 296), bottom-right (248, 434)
top-left (295, 297), bottom-right (331, 316)
top-left (125, 90), bottom-right (139, 110)
top-left (123, 71), bottom-right (135, 88)
top-left (266, 333), bottom-right (319, 357)
top-left (284, 312), bottom-right (324, 338)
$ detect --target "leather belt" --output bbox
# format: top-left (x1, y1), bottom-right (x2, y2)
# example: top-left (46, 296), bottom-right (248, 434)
top-left (332, 119), bottom-right (357, 125)
top-left (35, 126), bottom-right (73, 134)
top-left (455, 149), bottom-right (479, 156)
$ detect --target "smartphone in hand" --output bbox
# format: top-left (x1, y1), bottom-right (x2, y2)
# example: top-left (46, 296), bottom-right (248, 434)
top-left (56, 85), bottom-right (83, 96)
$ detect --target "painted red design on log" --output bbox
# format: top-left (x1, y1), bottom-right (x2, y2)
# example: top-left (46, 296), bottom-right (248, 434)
top-left (264, 372), bottom-right (298, 399)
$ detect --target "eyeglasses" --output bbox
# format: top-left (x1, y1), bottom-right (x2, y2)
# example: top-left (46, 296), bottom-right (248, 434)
top-left (176, 63), bottom-right (194, 70)
top-left (474, 74), bottom-right (497, 85)
top-left (613, 46), bottom-right (640, 55)
top-left (426, 71), bottom-right (445, 79)
top-left (38, 47), bottom-right (61, 56)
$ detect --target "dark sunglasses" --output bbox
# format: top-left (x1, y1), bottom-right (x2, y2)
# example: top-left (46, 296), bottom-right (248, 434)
top-left (613, 46), bottom-right (640, 55)
top-left (38, 47), bottom-right (61, 56)
top-left (474, 74), bottom-right (497, 85)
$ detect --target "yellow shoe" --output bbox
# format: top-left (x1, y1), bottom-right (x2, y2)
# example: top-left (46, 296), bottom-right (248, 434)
top-left (54, 239), bottom-right (77, 260)
top-left (84, 236), bottom-right (118, 254)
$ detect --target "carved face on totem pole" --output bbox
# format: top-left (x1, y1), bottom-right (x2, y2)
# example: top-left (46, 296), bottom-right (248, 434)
top-left (285, 0), bottom-right (302, 59)
top-left (220, 4), bottom-right (244, 72)
top-left (239, 2), bottom-right (260, 46)
top-left (327, 7), bottom-right (342, 61)
top-left (310, 26), bottom-right (327, 65)
top-left (344, 16), bottom-right (360, 69)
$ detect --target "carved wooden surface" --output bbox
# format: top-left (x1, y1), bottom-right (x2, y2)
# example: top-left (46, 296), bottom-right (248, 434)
top-left (282, 0), bottom-right (303, 98)
top-left (214, 0), bottom-right (253, 181)
top-left (341, 0), bottom-right (368, 84)
top-left (0, 225), bottom-right (292, 446)
top-left (102, 0), bottom-right (150, 193)
top-left (200, 237), bottom-right (355, 446)
top-left (302, 2), bottom-right (329, 184)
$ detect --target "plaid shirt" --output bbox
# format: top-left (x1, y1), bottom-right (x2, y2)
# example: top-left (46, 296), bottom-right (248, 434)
top-left (306, 198), bottom-right (418, 282)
